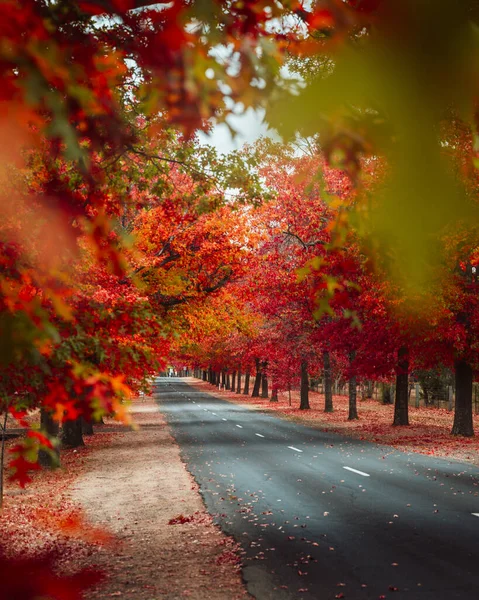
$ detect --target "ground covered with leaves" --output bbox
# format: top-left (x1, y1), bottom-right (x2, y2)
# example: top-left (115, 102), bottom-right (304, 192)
top-left (194, 380), bottom-right (479, 466)
top-left (0, 399), bottom-right (250, 600)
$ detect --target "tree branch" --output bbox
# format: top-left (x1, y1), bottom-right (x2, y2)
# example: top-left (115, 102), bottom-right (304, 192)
top-left (153, 267), bottom-right (233, 308)
top-left (282, 227), bottom-right (326, 249)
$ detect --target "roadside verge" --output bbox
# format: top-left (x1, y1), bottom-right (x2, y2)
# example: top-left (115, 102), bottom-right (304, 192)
top-left (1, 398), bottom-right (250, 600)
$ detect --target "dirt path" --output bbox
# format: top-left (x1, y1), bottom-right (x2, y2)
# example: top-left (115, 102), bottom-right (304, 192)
top-left (0, 398), bottom-right (250, 600)
top-left (74, 399), bottom-right (250, 600)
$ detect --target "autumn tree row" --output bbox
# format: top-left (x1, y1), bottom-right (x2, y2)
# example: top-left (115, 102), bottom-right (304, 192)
top-left (174, 140), bottom-right (479, 439)
top-left (3, 2), bottom-right (479, 596)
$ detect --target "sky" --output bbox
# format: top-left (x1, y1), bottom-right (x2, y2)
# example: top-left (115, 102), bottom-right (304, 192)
top-left (197, 107), bottom-right (275, 154)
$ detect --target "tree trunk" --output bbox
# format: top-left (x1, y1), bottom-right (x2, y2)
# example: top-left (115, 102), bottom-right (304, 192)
top-left (243, 371), bottom-right (251, 395)
top-left (202, 370), bottom-right (207, 382)
top-left (252, 359), bottom-right (262, 397)
top-left (451, 360), bottom-right (474, 436)
top-left (221, 371), bottom-right (226, 388)
top-left (0, 411), bottom-right (7, 508)
top-left (82, 417), bottom-right (94, 436)
top-left (366, 380), bottom-right (374, 399)
top-left (261, 373), bottom-right (268, 398)
top-left (38, 408), bottom-right (60, 468)
top-left (231, 371), bottom-right (236, 393)
top-left (61, 417), bottom-right (84, 448)
top-left (226, 372), bottom-right (231, 390)
top-left (271, 384), bottom-right (278, 402)
top-left (300, 359), bottom-right (310, 410)
top-left (382, 383), bottom-right (393, 404)
top-left (393, 346), bottom-right (410, 426)
top-left (236, 370), bottom-right (242, 393)
top-left (348, 351), bottom-right (359, 420)
top-left (323, 350), bottom-right (333, 412)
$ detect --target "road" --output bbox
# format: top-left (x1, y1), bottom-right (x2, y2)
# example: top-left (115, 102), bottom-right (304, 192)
top-left (154, 377), bottom-right (479, 600)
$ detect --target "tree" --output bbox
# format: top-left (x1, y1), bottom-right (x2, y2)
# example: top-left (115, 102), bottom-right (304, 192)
top-left (348, 351), bottom-right (359, 421)
top-left (393, 346), bottom-right (410, 426)
top-left (299, 360), bottom-right (310, 411)
top-left (0, 0), bottom-right (297, 507)
top-left (270, 1), bottom-right (479, 294)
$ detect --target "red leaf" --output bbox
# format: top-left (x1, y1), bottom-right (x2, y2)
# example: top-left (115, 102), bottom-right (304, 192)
top-left (8, 455), bottom-right (41, 488)
top-left (27, 430), bottom-right (54, 449)
top-left (0, 547), bottom-right (103, 600)
top-left (168, 514), bottom-right (193, 525)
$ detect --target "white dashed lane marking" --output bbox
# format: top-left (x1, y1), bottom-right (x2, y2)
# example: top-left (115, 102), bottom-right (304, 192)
top-left (343, 466), bottom-right (370, 477)
top-left (255, 433), bottom-right (265, 438)
top-left (472, 513), bottom-right (479, 518)
top-left (287, 446), bottom-right (303, 453)
top-left (236, 424), bottom-right (243, 429)
top-left (222, 418), bottom-right (227, 421)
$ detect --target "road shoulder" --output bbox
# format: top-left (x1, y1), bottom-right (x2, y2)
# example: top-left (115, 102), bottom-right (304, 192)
top-left (1, 397), bottom-right (250, 600)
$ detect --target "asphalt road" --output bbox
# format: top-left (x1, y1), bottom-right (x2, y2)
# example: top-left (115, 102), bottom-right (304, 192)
top-left (154, 377), bottom-right (479, 600)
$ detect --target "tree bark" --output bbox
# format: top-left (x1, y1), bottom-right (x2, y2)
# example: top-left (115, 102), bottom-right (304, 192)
top-left (366, 380), bottom-right (374, 399)
top-left (252, 359), bottom-right (262, 397)
top-left (271, 384), bottom-right (278, 402)
top-left (226, 372), bottom-right (231, 390)
top-left (231, 371), bottom-right (236, 394)
top-left (243, 371), bottom-right (250, 395)
top-left (300, 359), bottom-right (310, 410)
top-left (61, 417), bottom-right (84, 448)
top-left (393, 346), bottom-right (410, 426)
top-left (0, 411), bottom-right (7, 508)
top-left (323, 350), bottom-right (333, 412)
top-left (236, 370), bottom-right (242, 393)
top-left (39, 408), bottom-right (60, 468)
top-left (382, 383), bottom-right (393, 404)
top-left (82, 417), bottom-right (94, 436)
top-left (348, 351), bottom-right (359, 420)
top-left (221, 371), bottom-right (226, 388)
top-left (261, 366), bottom-right (268, 398)
top-left (451, 360), bottom-right (474, 436)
